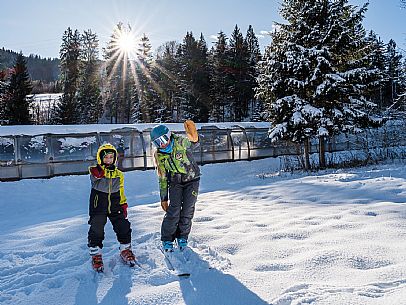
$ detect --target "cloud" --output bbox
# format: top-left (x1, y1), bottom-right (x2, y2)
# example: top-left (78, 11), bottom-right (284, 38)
top-left (209, 34), bottom-right (218, 40)
top-left (260, 30), bottom-right (271, 35)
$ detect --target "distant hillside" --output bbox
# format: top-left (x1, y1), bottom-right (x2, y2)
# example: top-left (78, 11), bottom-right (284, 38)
top-left (0, 48), bottom-right (60, 82)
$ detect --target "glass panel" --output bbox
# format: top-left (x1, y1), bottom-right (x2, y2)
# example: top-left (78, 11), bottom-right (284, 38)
top-left (52, 136), bottom-right (97, 161)
top-left (0, 137), bottom-right (15, 165)
top-left (251, 131), bottom-right (273, 148)
top-left (19, 136), bottom-right (48, 163)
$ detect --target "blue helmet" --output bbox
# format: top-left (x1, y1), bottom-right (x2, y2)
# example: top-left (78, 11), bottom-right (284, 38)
top-left (150, 124), bottom-right (172, 150)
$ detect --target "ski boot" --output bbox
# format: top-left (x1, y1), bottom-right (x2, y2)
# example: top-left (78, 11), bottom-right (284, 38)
top-left (162, 241), bottom-right (174, 252)
top-left (176, 238), bottom-right (188, 251)
top-left (120, 243), bottom-right (136, 267)
top-left (89, 246), bottom-right (104, 272)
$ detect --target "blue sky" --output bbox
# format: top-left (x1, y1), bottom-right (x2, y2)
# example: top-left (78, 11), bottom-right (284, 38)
top-left (1, 0), bottom-right (405, 59)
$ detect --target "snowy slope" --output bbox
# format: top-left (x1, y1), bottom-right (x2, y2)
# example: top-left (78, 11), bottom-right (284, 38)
top-left (1, 158), bottom-right (406, 305)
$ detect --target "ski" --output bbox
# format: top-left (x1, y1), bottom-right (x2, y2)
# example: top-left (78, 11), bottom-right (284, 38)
top-left (159, 246), bottom-right (191, 277)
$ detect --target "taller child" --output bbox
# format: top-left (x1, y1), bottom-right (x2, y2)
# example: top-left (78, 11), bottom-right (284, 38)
top-left (151, 120), bottom-right (200, 252)
top-left (88, 143), bottom-right (135, 272)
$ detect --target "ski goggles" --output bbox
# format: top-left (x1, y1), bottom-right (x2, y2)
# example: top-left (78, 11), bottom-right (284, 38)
top-left (152, 132), bottom-right (171, 148)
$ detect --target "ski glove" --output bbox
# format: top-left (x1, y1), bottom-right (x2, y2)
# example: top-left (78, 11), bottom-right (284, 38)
top-left (161, 200), bottom-right (169, 212)
top-left (121, 203), bottom-right (128, 218)
top-left (90, 164), bottom-right (105, 178)
top-left (184, 120), bottom-right (198, 143)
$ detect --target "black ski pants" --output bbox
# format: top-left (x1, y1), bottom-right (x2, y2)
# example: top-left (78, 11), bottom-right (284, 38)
top-left (161, 179), bottom-right (199, 242)
top-left (87, 189), bottom-right (131, 248)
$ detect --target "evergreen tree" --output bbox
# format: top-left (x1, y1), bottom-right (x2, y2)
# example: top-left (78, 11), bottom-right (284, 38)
top-left (209, 31), bottom-right (232, 122)
top-left (77, 29), bottom-right (102, 124)
top-left (364, 31), bottom-right (387, 109)
top-left (155, 40), bottom-right (181, 122)
top-left (228, 25), bottom-right (250, 121)
top-left (56, 27), bottom-right (81, 124)
top-left (383, 39), bottom-right (404, 110)
top-left (245, 25), bottom-right (262, 120)
top-left (102, 23), bottom-right (136, 123)
top-left (256, 0), bottom-right (381, 168)
top-left (136, 33), bottom-right (162, 122)
top-left (3, 53), bottom-right (33, 125)
top-left (176, 32), bottom-right (200, 121)
top-left (0, 70), bottom-right (7, 122)
top-left (193, 33), bottom-right (211, 122)
top-left (399, 59), bottom-right (406, 108)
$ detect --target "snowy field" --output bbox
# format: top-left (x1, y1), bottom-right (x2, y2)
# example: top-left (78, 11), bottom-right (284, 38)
top-left (1, 158), bottom-right (406, 305)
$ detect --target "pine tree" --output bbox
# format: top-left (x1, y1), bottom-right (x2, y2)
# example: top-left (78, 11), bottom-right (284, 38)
top-left (0, 70), bottom-right (7, 122)
top-left (256, 0), bottom-right (381, 169)
top-left (3, 53), bottom-right (32, 125)
top-left (193, 33), bottom-right (211, 122)
top-left (383, 39), bottom-right (404, 110)
top-left (56, 27), bottom-right (81, 124)
top-left (245, 25), bottom-right (262, 120)
top-left (136, 33), bottom-right (162, 122)
top-left (228, 25), bottom-right (250, 121)
top-left (176, 32), bottom-right (200, 121)
top-left (154, 40), bottom-right (181, 122)
top-left (364, 31), bottom-right (386, 110)
top-left (102, 23), bottom-right (135, 123)
top-left (77, 29), bottom-right (102, 124)
top-left (209, 31), bottom-right (232, 122)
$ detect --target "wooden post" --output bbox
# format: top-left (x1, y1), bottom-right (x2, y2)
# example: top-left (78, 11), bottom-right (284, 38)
top-left (303, 138), bottom-right (310, 171)
top-left (319, 136), bottom-right (326, 169)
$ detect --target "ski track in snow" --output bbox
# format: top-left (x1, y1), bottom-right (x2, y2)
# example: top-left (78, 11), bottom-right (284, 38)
top-left (1, 159), bottom-right (406, 304)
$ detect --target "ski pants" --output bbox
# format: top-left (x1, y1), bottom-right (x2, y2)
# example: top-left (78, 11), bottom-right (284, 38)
top-left (88, 213), bottom-right (132, 249)
top-left (161, 179), bottom-right (200, 242)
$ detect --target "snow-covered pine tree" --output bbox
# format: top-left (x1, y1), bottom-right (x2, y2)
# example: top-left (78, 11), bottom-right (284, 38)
top-left (77, 29), bottom-right (102, 124)
top-left (56, 27), bottom-right (81, 124)
top-left (383, 39), bottom-right (404, 111)
top-left (364, 31), bottom-right (386, 110)
top-left (256, 0), bottom-right (381, 169)
top-left (3, 53), bottom-right (32, 125)
top-left (399, 59), bottom-right (406, 110)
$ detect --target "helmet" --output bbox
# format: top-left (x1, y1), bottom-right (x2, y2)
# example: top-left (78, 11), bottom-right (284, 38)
top-left (96, 143), bottom-right (118, 166)
top-left (150, 124), bottom-right (172, 149)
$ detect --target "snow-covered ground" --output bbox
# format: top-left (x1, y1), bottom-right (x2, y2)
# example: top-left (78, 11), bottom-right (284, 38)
top-left (1, 158), bottom-right (406, 305)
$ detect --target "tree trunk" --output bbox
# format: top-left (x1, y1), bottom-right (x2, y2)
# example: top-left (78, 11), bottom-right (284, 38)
top-left (303, 138), bottom-right (310, 171)
top-left (319, 136), bottom-right (326, 169)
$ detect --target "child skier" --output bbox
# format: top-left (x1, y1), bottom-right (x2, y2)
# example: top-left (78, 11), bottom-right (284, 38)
top-left (150, 120), bottom-right (200, 252)
top-left (88, 143), bottom-right (135, 272)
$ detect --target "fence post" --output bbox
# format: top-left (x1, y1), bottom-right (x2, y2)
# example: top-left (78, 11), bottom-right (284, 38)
top-left (140, 132), bottom-right (147, 170)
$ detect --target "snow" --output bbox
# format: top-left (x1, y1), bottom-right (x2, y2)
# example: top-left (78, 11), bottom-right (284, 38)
top-left (1, 158), bottom-right (406, 304)
top-left (0, 122), bottom-right (270, 137)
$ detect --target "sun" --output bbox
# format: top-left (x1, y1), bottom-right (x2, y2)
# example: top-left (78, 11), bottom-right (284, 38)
top-left (117, 30), bottom-right (136, 54)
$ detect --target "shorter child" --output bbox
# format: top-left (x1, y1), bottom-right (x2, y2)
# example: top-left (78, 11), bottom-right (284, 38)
top-left (88, 143), bottom-right (135, 272)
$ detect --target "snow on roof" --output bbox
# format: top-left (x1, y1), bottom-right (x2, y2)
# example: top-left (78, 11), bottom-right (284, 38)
top-left (0, 122), bottom-right (270, 137)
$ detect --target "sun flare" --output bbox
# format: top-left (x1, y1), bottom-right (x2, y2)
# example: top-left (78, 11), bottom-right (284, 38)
top-left (117, 31), bottom-right (136, 54)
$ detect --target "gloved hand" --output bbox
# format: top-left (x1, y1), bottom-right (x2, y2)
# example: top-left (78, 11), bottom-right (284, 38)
top-left (90, 164), bottom-right (105, 178)
top-left (121, 203), bottom-right (128, 218)
top-left (161, 200), bottom-right (169, 212)
top-left (184, 120), bottom-right (198, 142)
